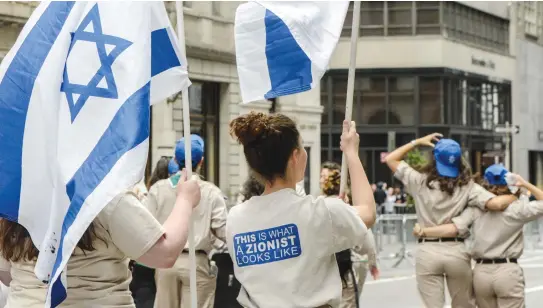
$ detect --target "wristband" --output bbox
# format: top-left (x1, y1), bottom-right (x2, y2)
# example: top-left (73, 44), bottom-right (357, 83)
top-left (410, 140), bottom-right (417, 146)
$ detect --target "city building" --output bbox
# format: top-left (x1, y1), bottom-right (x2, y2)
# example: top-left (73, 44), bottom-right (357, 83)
top-left (513, 2), bottom-right (543, 187)
top-left (320, 1), bottom-right (516, 185)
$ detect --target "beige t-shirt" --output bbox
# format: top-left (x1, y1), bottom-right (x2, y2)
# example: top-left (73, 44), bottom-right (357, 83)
top-left (226, 189), bottom-right (367, 308)
top-left (394, 161), bottom-right (495, 232)
top-left (144, 175), bottom-right (227, 254)
top-left (0, 192), bottom-right (164, 308)
top-left (452, 198), bottom-right (543, 259)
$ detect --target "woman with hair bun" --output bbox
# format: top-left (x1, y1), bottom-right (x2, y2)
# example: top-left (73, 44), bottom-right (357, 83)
top-left (384, 135), bottom-right (517, 308)
top-left (226, 112), bottom-right (375, 308)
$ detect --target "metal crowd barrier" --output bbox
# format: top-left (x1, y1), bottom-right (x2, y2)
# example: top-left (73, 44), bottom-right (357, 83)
top-left (372, 213), bottom-right (543, 269)
top-left (373, 213), bottom-right (418, 268)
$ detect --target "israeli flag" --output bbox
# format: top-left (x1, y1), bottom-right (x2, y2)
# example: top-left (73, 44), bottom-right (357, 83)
top-left (0, 1), bottom-right (189, 306)
top-left (235, 1), bottom-right (349, 104)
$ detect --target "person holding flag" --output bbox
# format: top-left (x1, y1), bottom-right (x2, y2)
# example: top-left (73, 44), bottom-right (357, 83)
top-left (144, 135), bottom-right (228, 308)
top-left (227, 112), bottom-right (375, 308)
top-left (0, 1), bottom-right (193, 307)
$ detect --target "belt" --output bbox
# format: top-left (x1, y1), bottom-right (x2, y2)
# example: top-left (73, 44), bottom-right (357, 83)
top-left (475, 258), bottom-right (518, 264)
top-left (418, 238), bottom-right (464, 243)
top-left (182, 250), bottom-right (207, 255)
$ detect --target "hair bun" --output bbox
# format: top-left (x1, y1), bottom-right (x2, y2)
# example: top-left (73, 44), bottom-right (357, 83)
top-left (229, 112), bottom-right (279, 146)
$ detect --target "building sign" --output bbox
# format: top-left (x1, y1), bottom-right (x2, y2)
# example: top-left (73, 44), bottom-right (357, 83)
top-left (471, 56), bottom-right (496, 70)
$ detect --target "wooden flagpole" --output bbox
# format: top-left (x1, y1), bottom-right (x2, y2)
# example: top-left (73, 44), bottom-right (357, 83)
top-left (175, 2), bottom-right (198, 308)
top-left (340, 1), bottom-right (360, 195)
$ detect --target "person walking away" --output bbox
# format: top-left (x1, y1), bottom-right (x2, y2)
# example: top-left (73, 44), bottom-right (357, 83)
top-left (413, 164), bottom-right (543, 308)
top-left (320, 164), bottom-right (379, 308)
top-left (384, 135), bottom-right (517, 308)
top-left (145, 135), bottom-right (228, 308)
top-left (130, 156), bottom-right (172, 308)
top-left (0, 173), bottom-right (201, 307)
top-left (226, 112), bottom-right (376, 308)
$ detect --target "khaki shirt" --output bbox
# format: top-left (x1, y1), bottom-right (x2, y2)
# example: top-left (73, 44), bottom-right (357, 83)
top-left (452, 198), bottom-right (543, 259)
top-left (227, 189), bottom-right (367, 308)
top-left (144, 175), bottom-right (227, 254)
top-left (0, 192), bottom-right (164, 308)
top-left (394, 161), bottom-right (495, 232)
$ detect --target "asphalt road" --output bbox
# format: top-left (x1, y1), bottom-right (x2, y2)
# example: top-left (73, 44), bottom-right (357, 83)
top-left (360, 244), bottom-right (543, 307)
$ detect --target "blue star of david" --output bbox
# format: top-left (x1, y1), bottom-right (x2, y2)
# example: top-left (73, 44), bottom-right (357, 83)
top-left (61, 4), bottom-right (132, 122)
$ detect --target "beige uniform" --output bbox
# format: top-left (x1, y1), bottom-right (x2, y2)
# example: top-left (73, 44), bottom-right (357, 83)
top-left (0, 192), bottom-right (164, 308)
top-left (227, 189), bottom-right (367, 308)
top-left (145, 175), bottom-right (227, 308)
top-left (394, 161), bottom-right (495, 308)
top-left (452, 198), bottom-right (543, 308)
top-left (340, 229), bottom-right (377, 308)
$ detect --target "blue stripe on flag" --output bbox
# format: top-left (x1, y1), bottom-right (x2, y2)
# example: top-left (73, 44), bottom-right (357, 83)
top-left (263, 9), bottom-right (312, 100)
top-left (50, 82), bottom-right (151, 306)
top-left (0, 1), bottom-right (75, 222)
top-left (151, 28), bottom-right (181, 77)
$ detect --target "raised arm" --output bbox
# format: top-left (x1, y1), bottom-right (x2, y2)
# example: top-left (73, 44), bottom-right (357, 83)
top-left (137, 173), bottom-right (200, 268)
top-left (341, 120), bottom-right (376, 228)
top-left (385, 133), bottom-right (442, 173)
top-left (514, 174), bottom-right (543, 200)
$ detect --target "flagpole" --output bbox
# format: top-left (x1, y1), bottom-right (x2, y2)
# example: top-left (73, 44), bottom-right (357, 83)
top-left (340, 1), bottom-right (360, 196)
top-left (176, 2), bottom-right (198, 308)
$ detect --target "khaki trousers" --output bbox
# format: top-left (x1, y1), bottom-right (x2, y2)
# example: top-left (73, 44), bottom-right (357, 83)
top-left (339, 262), bottom-right (368, 308)
top-left (154, 253), bottom-right (216, 308)
top-left (473, 263), bottom-right (525, 308)
top-left (415, 242), bottom-right (475, 308)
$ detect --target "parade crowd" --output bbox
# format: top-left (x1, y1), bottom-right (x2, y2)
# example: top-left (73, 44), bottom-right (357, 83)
top-left (0, 111), bottom-right (542, 308)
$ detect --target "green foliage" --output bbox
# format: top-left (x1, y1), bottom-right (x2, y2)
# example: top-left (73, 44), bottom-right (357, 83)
top-left (403, 149), bottom-right (428, 207)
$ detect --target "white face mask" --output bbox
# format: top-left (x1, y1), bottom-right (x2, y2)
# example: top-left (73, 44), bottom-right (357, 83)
top-left (505, 173), bottom-right (519, 194)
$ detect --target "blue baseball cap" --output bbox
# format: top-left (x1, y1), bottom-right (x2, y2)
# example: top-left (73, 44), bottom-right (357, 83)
top-left (484, 164), bottom-right (508, 186)
top-left (175, 134), bottom-right (204, 169)
top-left (168, 158), bottom-right (180, 175)
top-left (433, 139), bottom-right (462, 178)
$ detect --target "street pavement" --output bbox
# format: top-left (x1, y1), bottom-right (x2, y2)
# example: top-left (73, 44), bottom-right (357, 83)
top-left (360, 243), bottom-right (543, 307)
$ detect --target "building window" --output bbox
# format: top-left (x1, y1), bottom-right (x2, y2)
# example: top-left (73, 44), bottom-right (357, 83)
top-left (443, 2), bottom-right (509, 53)
top-left (518, 2), bottom-right (543, 41)
top-left (360, 1), bottom-right (385, 36)
top-left (416, 1), bottom-right (440, 34)
top-left (342, 1), bottom-right (441, 37)
top-left (389, 77), bottom-right (415, 125)
top-left (419, 77), bottom-right (441, 124)
top-left (387, 1), bottom-right (412, 36)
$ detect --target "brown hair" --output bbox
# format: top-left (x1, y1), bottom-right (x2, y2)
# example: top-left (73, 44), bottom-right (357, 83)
top-left (147, 156), bottom-right (170, 190)
top-left (230, 112), bottom-right (300, 184)
top-left (0, 220), bottom-right (103, 262)
top-left (322, 169), bottom-right (341, 196)
top-left (472, 173), bottom-right (520, 197)
top-left (417, 157), bottom-right (472, 196)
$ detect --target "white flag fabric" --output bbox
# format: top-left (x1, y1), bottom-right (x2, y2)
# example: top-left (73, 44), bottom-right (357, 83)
top-left (234, 1), bottom-right (349, 104)
top-left (0, 1), bottom-right (190, 306)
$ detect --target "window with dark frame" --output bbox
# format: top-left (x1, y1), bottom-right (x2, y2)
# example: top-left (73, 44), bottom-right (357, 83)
top-left (341, 1), bottom-right (509, 53)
